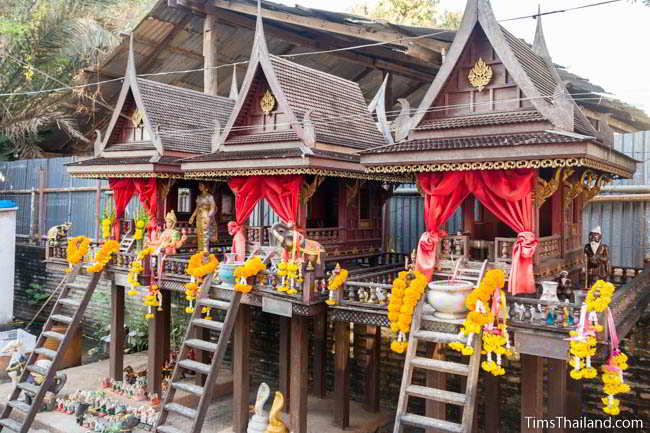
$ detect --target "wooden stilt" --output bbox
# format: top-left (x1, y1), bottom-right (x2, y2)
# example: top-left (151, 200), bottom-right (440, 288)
top-left (147, 302), bottom-right (165, 395)
top-left (279, 316), bottom-right (291, 412)
top-left (547, 358), bottom-right (568, 433)
top-left (334, 321), bottom-right (350, 429)
top-left (364, 325), bottom-right (381, 413)
top-left (233, 305), bottom-right (250, 433)
top-left (161, 292), bottom-right (171, 366)
top-left (483, 372), bottom-right (501, 433)
top-left (425, 342), bottom-right (447, 433)
top-left (290, 315), bottom-right (308, 433)
top-left (312, 311), bottom-right (327, 399)
top-left (521, 354), bottom-right (544, 433)
top-left (566, 365), bottom-right (582, 419)
top-left (109, 284), bottom-right (124, 382)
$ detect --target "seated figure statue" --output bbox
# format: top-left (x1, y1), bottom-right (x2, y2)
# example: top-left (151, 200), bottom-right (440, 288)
top-left (147, 210), bottom-right (187, 255)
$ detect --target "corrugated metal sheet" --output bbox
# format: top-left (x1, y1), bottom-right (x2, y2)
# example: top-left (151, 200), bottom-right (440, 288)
top-left (583, 131), bottom-right (650, 267)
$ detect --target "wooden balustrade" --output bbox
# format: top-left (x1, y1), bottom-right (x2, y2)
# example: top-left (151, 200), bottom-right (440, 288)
top-left (439, 234), bottom-right (469, 260)
top-left (537, 235), bottom-right (562, 259)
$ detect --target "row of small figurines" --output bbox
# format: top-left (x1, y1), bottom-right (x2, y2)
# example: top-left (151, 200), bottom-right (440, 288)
top-left (347, 285), bottom-right (388, 304)
top-left (510, 301), bottom-right (578, 327)
top-left (100, 376), bottom-right (158, 404)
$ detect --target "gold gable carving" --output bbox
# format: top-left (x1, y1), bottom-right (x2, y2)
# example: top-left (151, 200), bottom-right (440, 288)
top-left (131, 110), bottom-right (143, 127)
top-left (468, 58), bottom-right (493, 91)
top-left (260, 89), bottom-right (276, 114)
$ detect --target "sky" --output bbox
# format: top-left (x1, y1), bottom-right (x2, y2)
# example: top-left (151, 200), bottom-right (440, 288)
top-left (274, 0), bottom-right (650, 115)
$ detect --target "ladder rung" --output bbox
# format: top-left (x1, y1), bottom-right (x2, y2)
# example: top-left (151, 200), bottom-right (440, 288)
top-left (26, 364), bottom-right (49, 376)
top-left (66, 283), bottom-right (87, 290)
top-left (50, 314), bottom-right (73, 324)
top-left (7, 400), bottom-right (31, 414)
top-left (42, 330), bottom-right (65, 341)
top-left (34, 347), bottom-right (58, 359)
top-left (406, 385), bottom-right (466, 406)
top-left (157, 425), bottom-right (183, 433)
top-left (192, 318), bottom-right (224, 332)
top-left (164, 402), bottom-right (197, 419)
top-left (0, 418), bottom-right (23, 432)
top-left (171, 381), bottom-right (205, 396)
top-left (185, 339), bottom-right (217, 353)
top-left (58, 297), bottom-right (81, 308)
top-left (412, 330), bottom-right (467, 345)
top-left (196, 298), bottom-right (230, 310)
top-left (178, 359), bottom-right (211, 376)
top-left (17, 381), bottom-right (40, 395)
top-left (410, 357), bottom-right (470, 376)
top-left (400, 413), bottom-right (463, 433)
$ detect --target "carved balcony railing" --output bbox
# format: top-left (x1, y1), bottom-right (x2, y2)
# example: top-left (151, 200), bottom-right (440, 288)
top-left (306, 227), bottom-right (343, 243)
top-left (537, 235), bottom-right (562, 260)
top-left (439, 234), bottom-right (470, 260)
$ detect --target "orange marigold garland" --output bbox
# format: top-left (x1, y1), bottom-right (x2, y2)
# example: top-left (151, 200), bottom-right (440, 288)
top-left (184, 252), bottom-right (219, 313)
top-left (66, 236), bottom-right (90, 272)
top-left (388, 270), bottom-right (428, 353)
top-left (325, 263), bottom-right (348, 305)
top-left (87, 240), bottom-right (119, 273)
top-left (127, 248), bottom-right (153, 295)
top-left (144, 284), bottom-right (162, 319)
top-left (234, 256), bottom-right (267, 294)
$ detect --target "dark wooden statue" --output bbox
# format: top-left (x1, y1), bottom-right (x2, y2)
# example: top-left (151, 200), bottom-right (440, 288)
top-left (584, 226), bottom-right (610, 285)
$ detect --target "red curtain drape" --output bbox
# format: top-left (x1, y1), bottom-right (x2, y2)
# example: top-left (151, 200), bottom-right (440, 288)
top-left (108, 178), bottom-right (136, 239)
top-left (415, 169), bottom-right (537, 294)
top-left (227, 175), bottom-right (303, 261)
top-left (133, 178), bottom-right (157, 224)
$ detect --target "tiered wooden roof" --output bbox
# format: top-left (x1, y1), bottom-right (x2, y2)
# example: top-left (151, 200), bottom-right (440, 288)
top-left (361, 0), bottom-right (637, 179)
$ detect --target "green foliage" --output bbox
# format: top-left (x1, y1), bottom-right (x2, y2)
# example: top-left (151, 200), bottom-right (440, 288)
top-left (25, 282), bottom-right (49, 307)
top-left (347, 0), bottom-right (461, 29)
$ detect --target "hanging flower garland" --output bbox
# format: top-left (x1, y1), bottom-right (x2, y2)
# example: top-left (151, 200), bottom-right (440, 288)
top-left (87, 240), bottom-right (120, 273)
top-left (325, 263), bottom-right (348, 305)
top-left (449, 269), bottom-right (514, 376)
top-left (184, 252), bottom-right (219, 313)
top-left (568, 279), bottom-right (630, 416)
top-left (127, 248), bottom-right (154, 295)
top-left (275, 262), bottom-right (288, 292)
top-left (101, 207), bottom-right (115, 240)
top-left (133, 212), bottom-right (147, 241)
top-left (144, 284), bottom-right (162, 319)
top-left (66, 236), bottom-right (90, 273)
top-left (234, 256), bottom-right (267, 294)
top-left (388, 270), bottom-right (428, 354)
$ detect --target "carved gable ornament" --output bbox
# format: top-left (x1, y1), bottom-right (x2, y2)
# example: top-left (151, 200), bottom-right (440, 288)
top-left (260, 89), bottom-right (276, 114)
top-left (468, 58), bottom-right (493, 91)
top-left (131, 110), bottom-right (143, 127)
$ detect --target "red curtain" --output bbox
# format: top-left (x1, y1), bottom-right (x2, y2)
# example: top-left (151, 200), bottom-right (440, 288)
top-left (415, 169), bottom-right (537, 294)
top-left (227, 175), bottom-right (303, 261)
top-left (415, 173), bottom-right (471, 280)
top-left (133, 178), bottom-right (157, 224)
top-left (108, 178), bottom-right (136, 239)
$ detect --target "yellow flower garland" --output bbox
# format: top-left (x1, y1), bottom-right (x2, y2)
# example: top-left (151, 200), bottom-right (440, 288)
top-left (602, 354), bottom-right (630, 416)
top-left (325, 266), bottom-right (349, 305)
top-left (388, 270), bottom-right (427, 353)
top-left (144, 284), bottom-right (161, 319)
top-left (87, 240), bottom-right (120, 273)
top-left (134, 219), bottom-right (146, 241)
top-left (127, 248), bottom-right (153, 295)
top-left (184, 252), bottom-right (219, 313)
top-left (586, 280), bottom-right (615, 313)
top-left (234, 256), bottom-right (266, 294)
top-left (102, 218), bottom-right (112, 240)
top-left (66, 236), bottom-right (90, 272)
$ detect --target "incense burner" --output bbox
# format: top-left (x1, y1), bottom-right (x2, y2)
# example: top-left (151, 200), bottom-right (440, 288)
top-left (427, 280), bottom-right (473, 320)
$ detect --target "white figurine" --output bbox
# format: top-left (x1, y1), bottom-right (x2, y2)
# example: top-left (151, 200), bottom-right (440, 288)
top-left (247, 382), bottom-right (270, 433)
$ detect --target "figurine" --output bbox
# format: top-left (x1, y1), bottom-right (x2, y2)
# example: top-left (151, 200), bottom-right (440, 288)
top-left (147, 210), bottom-right (188, 256)
top-left (189, 182), bottom-right (217, 252)
top-left (149, 392), bottom-right (160, 408)
top-left (513, 303), bottom-right (527, 321)
top-left (101, 377), bottom-right (112, 389)
top-left (76, 401), bottom-right (90, 425)
top-left (357, 287), bottom-right (369, 303)
top-left (2, 340), bottom-right (26, 397)
top-left (529, 305), bottom-right (545, 322)
top-left (24, 359), bottom-right (67, 406)
top-left (584, 226), bottom-right (610, 285)
top-left (123, 366), bottom-right (136, 385)
top-left (556, 270), bottom-right (574, 302)
top-left (47, 221), bottom-right (72, 247)
top-left (270, 222), bottom-right (325, 272)
top-left (265, 391), bottom-right (288, 433)
top-left (375, 287), bottom-right (388, 304)
top-left (247, 383), bottom-right (270, 433)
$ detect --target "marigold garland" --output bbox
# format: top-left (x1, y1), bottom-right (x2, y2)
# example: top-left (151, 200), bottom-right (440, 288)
top-left (449, 269), bottom-right (513, 376)
top-left (87, 240), bottom-right (119, 273)
top-left (602, 353), bottom-right (630, 416)
top-left (586, 280), bottom-right (615, 313)
top-left (127, 248), bottom-right (153, 295)
top-left (325, 264), bottom-right (348, 305)
top-left (66, 236), bottom-right (90, 273)
top-left (388, 270), bottom-right (427, 353)
top-left (234, 256), bottom-right (266, 294)
top-left (134, 219), bottom-right (146, 241)
top-left (144, 284), bottom-right (162, 319)
top-left (184, 252), bottom-right (219, 313)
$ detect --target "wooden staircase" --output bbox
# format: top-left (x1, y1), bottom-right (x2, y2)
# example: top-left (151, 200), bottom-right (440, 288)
top-left (119, 234), bottom-right (135, 254)
top-left (154, 273), bottom-right (241, 433)
top-left (0, 266), bottom-right (103, 433)
top-left (393, 301), bottom-right (482, 433)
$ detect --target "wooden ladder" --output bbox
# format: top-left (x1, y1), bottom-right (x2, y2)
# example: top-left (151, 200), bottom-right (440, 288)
top-left (154, 273), bottom-right (241, 433)
top-left (119, 235), bottom-right (135, 254)
top-left (0, 266), bottom-right (103, 433)
top-left (393, 301), bottom-right (482, 433)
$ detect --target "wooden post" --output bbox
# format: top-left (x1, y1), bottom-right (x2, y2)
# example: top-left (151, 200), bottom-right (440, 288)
top-left (290, 315), bottom-right (308, 433)
top-left (483, 373), bottom-right (501, 433)
top-left (547, 358), bottom-right (568, 433)
top-left (109, 284), bottom-right (125, 382)
top-left (334, 321), bottom-right (350, 429)
top-left (462, 196), bottom-right (475, 236)
top-left (279, 317), bottom-right (291, 412)
top-left (426, 342), bottom-right (446, 433)
top-left (147, 303), bottom-right (165, 395)
top-left (311, 311), bottom-right (327, 399)
top-left (233, 305), bottom-right (250, 433)
top-left (38, 167), bottom-right (46, 239)
top-left (364, 325), bottom-right (381, 413)
top-left (95, 179), bottom-right (102, 241)
top-left (203, 13), bottom-right (218, 96)
top-left (520, 354), bottom-right (544, 433)
top-left (161, 292), bottom-right (171, 368)
top-left (566, 367), bottom-right (582, 420)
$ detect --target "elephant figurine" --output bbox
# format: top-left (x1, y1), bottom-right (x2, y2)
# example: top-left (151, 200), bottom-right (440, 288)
top-left (270, 222), bottom-right (325, 273)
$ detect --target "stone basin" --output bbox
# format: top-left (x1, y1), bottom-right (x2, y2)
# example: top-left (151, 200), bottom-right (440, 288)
top-left (427, 280), bottom-right (473, 320)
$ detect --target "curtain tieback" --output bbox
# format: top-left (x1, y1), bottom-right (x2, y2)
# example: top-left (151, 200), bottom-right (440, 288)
top-left (227, 221), bottom-right (242, 236)
top-left (513, 231), bottom-right (538, 258)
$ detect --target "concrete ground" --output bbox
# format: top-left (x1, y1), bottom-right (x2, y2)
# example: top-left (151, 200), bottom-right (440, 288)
top-left (0, 354), bottom-right (391, 433)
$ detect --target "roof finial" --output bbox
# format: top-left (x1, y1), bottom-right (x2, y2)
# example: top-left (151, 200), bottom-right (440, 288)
top-left (229, 64), bottom-right (238, 99)
top-left (253, 0), bottom-right (269, 56)
top-left (127, 32), bottom-right (137, 77)
top-left (532, 5), bottom-right (551, 59)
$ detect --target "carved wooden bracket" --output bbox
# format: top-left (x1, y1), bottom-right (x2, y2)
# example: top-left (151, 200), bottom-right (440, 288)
top-left (345, 179), bottom-right (366, 206)
top-left (300, 175), bottom-right (324, 204)
top-left (533, 167), bottom-right (565, 208)
top-left (582, 173), bottom-right (612, 203)
top-left (562, 170), bottom-right (612, 209)
top-left (157, 178), bottom-right (177, 203)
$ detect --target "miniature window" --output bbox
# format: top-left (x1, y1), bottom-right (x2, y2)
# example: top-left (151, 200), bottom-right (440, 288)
top-left (359, 186), bottom-right (370, 220)
top-left (177, 188), bottom-right (191, 213)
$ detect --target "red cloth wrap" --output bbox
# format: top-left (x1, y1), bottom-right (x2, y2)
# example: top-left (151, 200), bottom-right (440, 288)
top-left (133, 178), bottom-right (157, 225)
top-left (108, 178), bottom-right (136, 240)
top-left (415, 169), bottom-right (537, 293)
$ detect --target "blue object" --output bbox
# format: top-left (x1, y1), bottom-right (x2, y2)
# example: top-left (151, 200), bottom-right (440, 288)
top-left (0, 200), bottom-right (16, 209)
top-left (218, 263), bottom-right (237, 287)
top-left (547, 311), bottom-right (555, 325)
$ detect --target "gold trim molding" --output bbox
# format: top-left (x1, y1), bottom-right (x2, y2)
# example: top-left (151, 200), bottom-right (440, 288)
top-left (185, 167), bottom-right (408, 183)
top-left (70, 172), bottom-right (184, 179)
